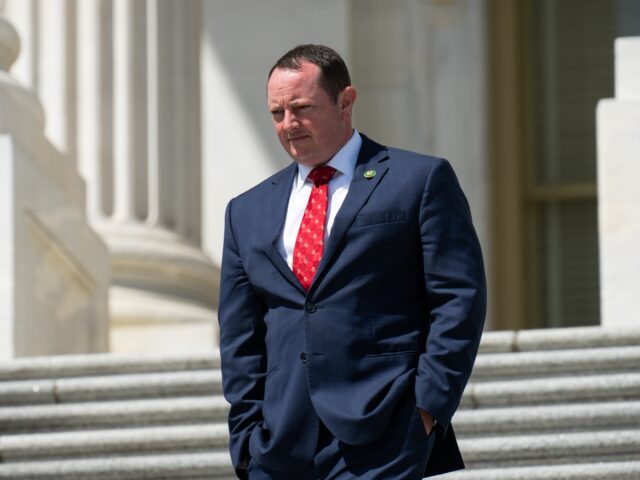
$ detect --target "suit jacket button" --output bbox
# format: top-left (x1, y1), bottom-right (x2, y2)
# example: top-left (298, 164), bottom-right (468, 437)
top-left (300, 352), bottom-right (307, 363)
top-left (305, 302), bottom-right (317, 313)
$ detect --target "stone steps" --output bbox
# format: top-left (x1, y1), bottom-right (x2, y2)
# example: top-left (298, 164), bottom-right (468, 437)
top-left (0, 425), bottom-right (230, 461)
top-left (3, 395), bottom-right (636, 438)
top-left (459, 430), bottom-right (640, 468)
top-left (447, 327), bottom-right (640, 478)
top-left (0, 452), bottom-right (234, 480)
top-left (439, 461), bottom-right (640, 480)
top-left (0, 370), bottom-right (222, 406)
top-left (460, 372), bottom-right (640, 408)
top-left (0, 352), bottom-right (219, 381)
top-left (0, 397), bottom-right (228, 433)
top-left (478, 326), bottom-right (640, 353)
top-left (0, 326), bottom-right (639, 478)
top-left (471, 345), bottom-right (640, 380)
top-left (3, 363), bottom-right (636, 411)
top-left (453, 400), bottom-right (640, 436)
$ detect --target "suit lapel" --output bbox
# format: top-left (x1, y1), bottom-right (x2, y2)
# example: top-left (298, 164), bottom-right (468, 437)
top-left (262, 163), bottom-right (306, 293)
top-left (309, 136), bottom-right (389, 296)
top-left (263, 136), bottom-right (390, 297)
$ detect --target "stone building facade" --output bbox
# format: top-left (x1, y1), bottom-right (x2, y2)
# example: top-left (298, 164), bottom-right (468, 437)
top-left (1, 0), bottom-right (639, 357)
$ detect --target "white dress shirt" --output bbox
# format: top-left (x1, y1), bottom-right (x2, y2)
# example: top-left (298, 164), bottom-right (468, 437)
top-left (278, 130), bottom-right (362, 269)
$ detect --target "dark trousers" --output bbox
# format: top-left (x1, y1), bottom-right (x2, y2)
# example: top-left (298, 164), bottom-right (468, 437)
top-left (247, 404), bottom-right (436, 480)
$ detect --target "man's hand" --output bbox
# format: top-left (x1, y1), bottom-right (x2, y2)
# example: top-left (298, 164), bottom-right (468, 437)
top-left (418, 408), bottom-right (434, 436)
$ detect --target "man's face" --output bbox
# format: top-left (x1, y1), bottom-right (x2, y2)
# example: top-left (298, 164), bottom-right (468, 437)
top-left (267, 61), bottom-right (356, 167)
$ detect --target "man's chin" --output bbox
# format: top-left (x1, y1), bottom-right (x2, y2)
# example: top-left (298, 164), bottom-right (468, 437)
top-left (289, 150), bottom-right (315, 166)
top-left (293, 156), bottom-right (327, 168)
top-left (285, 145), bottom-right (329, 167)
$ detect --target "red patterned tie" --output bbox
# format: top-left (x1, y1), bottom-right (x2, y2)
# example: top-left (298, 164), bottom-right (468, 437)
top-left (293, 166), bottom-right (336, 291)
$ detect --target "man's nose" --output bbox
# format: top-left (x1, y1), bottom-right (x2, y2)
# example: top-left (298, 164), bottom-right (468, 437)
top-left (283, 110), bottom-right (300, 130)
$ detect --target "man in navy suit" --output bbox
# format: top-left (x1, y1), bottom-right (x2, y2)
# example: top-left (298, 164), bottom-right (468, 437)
top-left (218, 44), bottom-right (486, 479)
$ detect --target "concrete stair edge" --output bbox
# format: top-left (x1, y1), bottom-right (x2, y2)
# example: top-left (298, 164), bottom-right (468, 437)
top-left (0, 325), bottom-right (638, 379)
top-left (458, 430), bottom-right (640, 465)
top-left (0, 424), bottom-right (230, 461)
top-left (479, 326), bottom-right (640, 353)
top-left (0, 370), bottom-right (223, 406)
top-left (452, 400), bottom-right (640, 436)
top-left (0, 451), bottom-right (234, 479)
top-left (0, 397), bottom-right (230, 433)
top-left (471, 345), bottom-right (640, 380)
top-left (460, 372), bottom-right (640, 408)
top-left (3, 347), bottom-right (638, 408)
top-left (438, 461), bottom-right (640, 480)
top-left (4, 370), bottom-right (638, 412)
top-left (0, 351), bottom-right (221, 381)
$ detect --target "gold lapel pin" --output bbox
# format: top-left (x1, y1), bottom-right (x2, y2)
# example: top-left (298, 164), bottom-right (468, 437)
top-left (363, 170), bottom-right (376, 179)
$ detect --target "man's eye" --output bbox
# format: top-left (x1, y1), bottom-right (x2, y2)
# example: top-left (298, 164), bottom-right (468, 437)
top-left (271, 110), bottom-right (284, 118)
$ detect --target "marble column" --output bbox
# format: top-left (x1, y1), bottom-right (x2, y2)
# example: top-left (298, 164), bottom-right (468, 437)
top-left (6, 0), bottom-right (218, 353)
top-left (3, 0), bottom-right (77, 164)
top-left (83, 0), bottom-right (218, 353)
top-left (0, 13), bottom-right (109, 358)
top-left (597, 37), bottom-right (640, 328)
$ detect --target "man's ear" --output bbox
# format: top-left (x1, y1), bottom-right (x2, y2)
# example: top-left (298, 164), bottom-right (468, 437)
top-left (340, 86), bottom-right (357, 120)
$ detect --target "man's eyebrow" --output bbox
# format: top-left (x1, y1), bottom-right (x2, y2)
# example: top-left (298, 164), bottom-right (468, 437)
top-left (268, 98), bottom-right (310, 110)
top-left (289, 98), bottom-right (311, 105)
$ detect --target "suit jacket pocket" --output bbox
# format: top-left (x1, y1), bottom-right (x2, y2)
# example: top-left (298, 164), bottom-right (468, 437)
top-left (363, 350), bottom-right (419, 359)
top-left (353, 209), bottom-right (407, 228)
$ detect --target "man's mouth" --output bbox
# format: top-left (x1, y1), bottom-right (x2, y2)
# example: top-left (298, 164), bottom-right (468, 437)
top-left (288, 134), bottom-right (309, 142)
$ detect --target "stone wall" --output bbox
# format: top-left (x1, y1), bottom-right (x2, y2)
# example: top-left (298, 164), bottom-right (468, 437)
top-left (597, 37), bottom-right (640, 328)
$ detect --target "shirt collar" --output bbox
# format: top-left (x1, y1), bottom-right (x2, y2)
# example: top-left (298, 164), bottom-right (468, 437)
top-left (295, 130), bottom-right (362, 191)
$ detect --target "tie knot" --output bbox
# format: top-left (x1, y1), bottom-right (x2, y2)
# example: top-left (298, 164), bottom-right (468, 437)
top-left (308, 166), bottom-right (336, 186)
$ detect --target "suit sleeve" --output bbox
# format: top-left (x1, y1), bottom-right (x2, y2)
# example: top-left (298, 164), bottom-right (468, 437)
top-left (414, 159), bottom-right (486, 430)
top-left (218, 198), bottom-right (267, 477)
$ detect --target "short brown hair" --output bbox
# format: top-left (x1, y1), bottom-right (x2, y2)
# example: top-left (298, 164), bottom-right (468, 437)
top-left (268, 44), bottom-right (351, 103)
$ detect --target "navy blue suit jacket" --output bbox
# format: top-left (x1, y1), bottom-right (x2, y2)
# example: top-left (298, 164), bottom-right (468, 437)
top-left (218, 135), bottom-right (486, 477)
